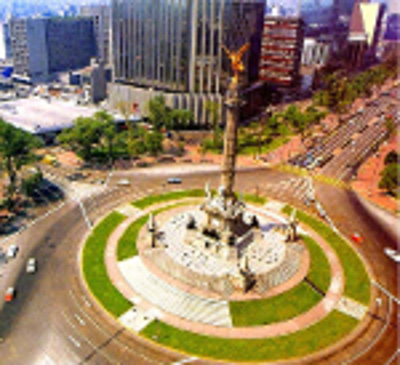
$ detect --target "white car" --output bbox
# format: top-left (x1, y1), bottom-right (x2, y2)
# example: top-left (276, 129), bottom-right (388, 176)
top-left (7, 245), bottom-right (18, 259)
top-left (384, 248), bottom-right (400, 263)
top-left (117, 179), bottom-right (131, 186)
top-left (26, 258), bottom-right (37, 273)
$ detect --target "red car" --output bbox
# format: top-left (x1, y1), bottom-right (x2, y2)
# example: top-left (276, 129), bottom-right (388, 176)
top-left (4, 287), bottom-right (15, 302)
top-left (351, 232), bottom-right (363, 244)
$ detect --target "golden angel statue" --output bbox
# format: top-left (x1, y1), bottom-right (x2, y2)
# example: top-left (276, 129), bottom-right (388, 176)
top-left (222, 43), bottom-right (250, 84)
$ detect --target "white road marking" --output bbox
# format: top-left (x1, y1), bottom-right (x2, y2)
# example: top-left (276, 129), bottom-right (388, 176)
top-left (173, 357), bottom-right (199, 364)
top-left (68, 335), bottom-right (81, 348)
top-left (74, 314), bottom-right (86, 326)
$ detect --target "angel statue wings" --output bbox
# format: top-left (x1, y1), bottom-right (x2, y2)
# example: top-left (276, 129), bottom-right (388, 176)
top-left (222, 43), bottom-right (250, 84)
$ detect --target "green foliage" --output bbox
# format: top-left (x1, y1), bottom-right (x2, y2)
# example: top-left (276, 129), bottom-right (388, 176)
top-left (0, 118), bottom-right (42, 204)
top-left (146, 95), bottom-right (195, 131)
top-left (58, 116), bottom-right (102, 161)
top-left (230, 282), bottom-right (321, 327)
top-left (379, 163), bottom-right (399, 196)
top-left (141, 311), bottom-right (358, 361)
top-left (147, 95), bottom-right (171, 130)
top-left (282, 206), bottom-right (370, 304)
top-left (144, 130), bottom-right (163, 156)
top-left (21, 169), bottom-right (43, 197)
top-left (314, 63), bottom-right (396, 113)
top-left (170, 109), bottom-right (194, 130)
top-left (82, 212), bottom-right (132, 317)
top-left (95, 110), bottom-right (117, 162)
top-left (132, 189), bottom-right (204, 209)
top-left (384, 150), bottom-right (399, 166)
top-left (384, 116), bottom-right (396, 136)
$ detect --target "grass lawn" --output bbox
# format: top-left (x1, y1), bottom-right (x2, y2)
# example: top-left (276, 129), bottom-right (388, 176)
top-left (141, 310), bottom-right (358, 362)
top-left (132, 189), bottom-right (204, 209)
top-left (302, 235), bottom-right (331, 293)
top-left (283, 206), bottom-right (370, 305)
top-left (242, 193), bottom-right (267, 205)
top-left (117, 215), bottom-right (148, 261)
top-left (82, 212), bottom-right (132, 317)
top-left (230, 282), bottom-right (321, 327)
top-left (239, 136), bottom-right (290, 156)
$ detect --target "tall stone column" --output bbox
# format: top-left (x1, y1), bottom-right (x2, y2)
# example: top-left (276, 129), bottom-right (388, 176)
top-left (221, 81), bottom-right (241, 198)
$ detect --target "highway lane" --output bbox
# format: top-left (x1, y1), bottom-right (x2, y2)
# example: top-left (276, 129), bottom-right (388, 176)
top-left (0, 167), bottom-right (398, 364)
top-left (291, 88), bottom-right (397, 169)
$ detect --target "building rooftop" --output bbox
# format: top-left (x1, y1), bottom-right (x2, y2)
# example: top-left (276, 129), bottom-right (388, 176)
top-left (0, 96), bottom-right (98, 134)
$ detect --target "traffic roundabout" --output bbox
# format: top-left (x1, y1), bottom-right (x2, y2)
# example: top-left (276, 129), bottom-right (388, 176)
top-left (80, 189), bottom-right (373, 363)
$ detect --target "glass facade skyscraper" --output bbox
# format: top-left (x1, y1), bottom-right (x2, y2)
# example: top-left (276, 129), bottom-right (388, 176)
top-left (110, 0), bottom-right (265, 124)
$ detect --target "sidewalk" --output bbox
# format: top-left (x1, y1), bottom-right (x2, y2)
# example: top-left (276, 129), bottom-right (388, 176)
top-left (352, 134), bottom-right (398, 214)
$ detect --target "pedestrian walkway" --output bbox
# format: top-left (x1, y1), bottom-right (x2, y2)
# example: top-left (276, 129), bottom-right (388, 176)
top-left (336, 297), bottom-right (368, 320)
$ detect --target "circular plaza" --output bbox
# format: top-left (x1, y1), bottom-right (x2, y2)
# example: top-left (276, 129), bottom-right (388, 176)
top-left (81, 188), bottom-right (373, 363)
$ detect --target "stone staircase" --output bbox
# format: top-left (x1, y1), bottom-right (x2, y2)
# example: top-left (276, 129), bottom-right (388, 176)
top-left (118, 256), bottom-right (232, 327)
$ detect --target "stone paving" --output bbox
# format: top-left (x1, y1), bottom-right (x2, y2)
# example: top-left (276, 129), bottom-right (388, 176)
top-left (336, 296), bottom-right (368, 320)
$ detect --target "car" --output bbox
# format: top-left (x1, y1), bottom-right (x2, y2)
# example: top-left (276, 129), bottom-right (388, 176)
top-left (7, 245), bottom-right (18, 259)
top-left (351, 232), bottom-right (363, 244)
top-left (167, 177), bottom-right (182, 184)
top-left (384, 248), bottom-right (400, 263)
top-left (117, 179), bottom-right (130, 186)
top-left (26, 258), bottom-right (37, 274)
top-left (4, 287), bottom-right (15, 302)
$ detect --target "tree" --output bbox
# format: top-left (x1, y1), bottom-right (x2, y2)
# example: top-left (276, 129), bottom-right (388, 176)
top-left (145, 131), bottom-right (163, 156)
top-left (384, 150), bottom-right (399, 165)
top-left (21, 168), bottom-right (43, 197)
top-left (379, 163), bottom-right (399, 196)
top-left (384, 116), bottom-right (396, 136)
top-left (147, 95), bottom-right (171, 130)
top-left (170, 109), bottom-right (194, 130)
top-left (0, 118), bottom-right (41, 207)
top-left (95, 110), bottom-right (117, 163)
top-left (57, 116), bottom-right (102, 161)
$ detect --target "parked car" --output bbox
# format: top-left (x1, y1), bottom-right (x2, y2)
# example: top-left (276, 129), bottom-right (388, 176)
top-left (7, 245), bottom-right (18, 258)
top-left (4, 287), bottom-right (15, 302)
top-left (167, 177), bottom-right (182, 184)
top-left (384, 248), bottom-right (400, 263)
top-left (26, 258), bottom-right (37, 274)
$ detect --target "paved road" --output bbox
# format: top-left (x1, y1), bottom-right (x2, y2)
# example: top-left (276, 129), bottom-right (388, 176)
top-left (0, 167), bottom-right (398, 364)
top-left (291, 87), bottom-right (398, 175)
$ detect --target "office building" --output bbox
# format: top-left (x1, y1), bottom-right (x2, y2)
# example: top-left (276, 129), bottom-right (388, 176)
top-left (9, 16), bottom-right (96, 82)
top-left (80, 5), bottom-right (111, 64)
top-left (0, 22), bottom-right (12, 61)
top-left (347, 0), bottom-right (385, 67)
top-left (109, 0), bottom-right (265, 125)
top-left (301, 37), bottom-right (330, 67)
top-left (10, 18), bottom-right (48, 82)
top-left (259, 13), bottom-right (305, 87)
